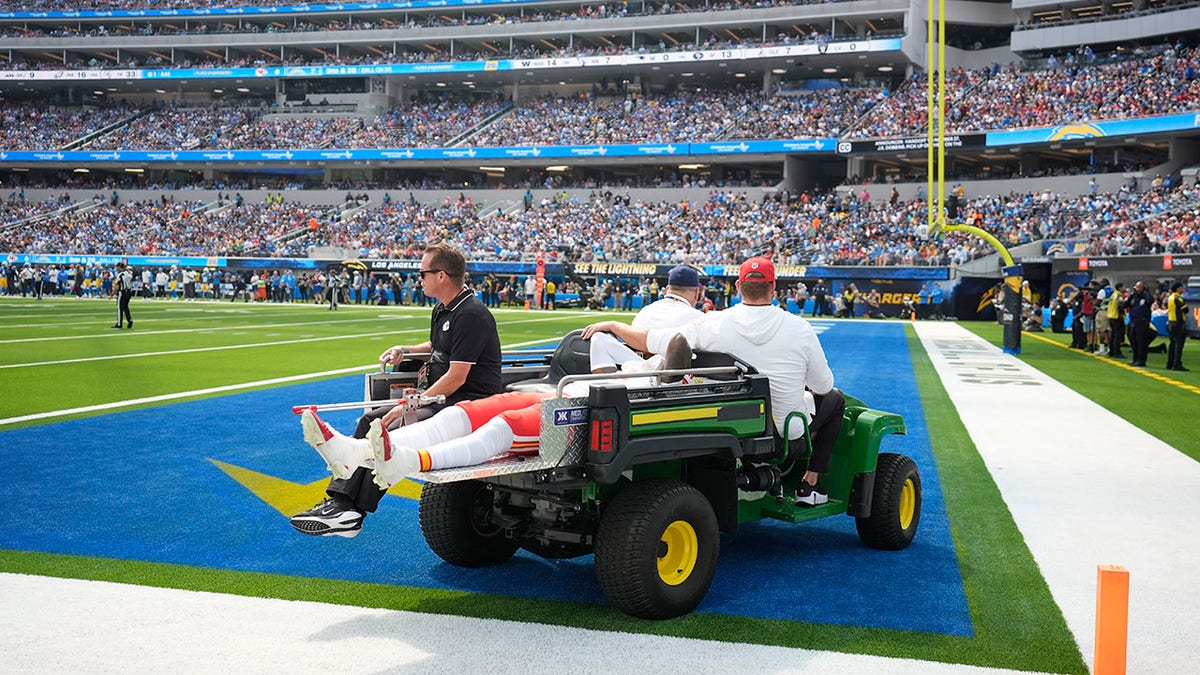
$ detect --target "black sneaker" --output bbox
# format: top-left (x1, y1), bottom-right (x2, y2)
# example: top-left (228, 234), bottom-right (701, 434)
top-left (290, 497), bottom-right (364, 538)
top-left (795, 480), bottom-right (828, 507)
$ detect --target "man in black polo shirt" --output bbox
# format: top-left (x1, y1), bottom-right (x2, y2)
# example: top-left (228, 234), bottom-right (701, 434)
top-left (291, 243), bottom-right (502, 538)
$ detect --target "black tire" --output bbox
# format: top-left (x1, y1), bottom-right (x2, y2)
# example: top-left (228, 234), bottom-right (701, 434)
top-left (855, 453), bottom-right (921, 550)
top-left (595, 479), bottom-right (719, 619)
top-left (418, 481), bottom-right (518, 568)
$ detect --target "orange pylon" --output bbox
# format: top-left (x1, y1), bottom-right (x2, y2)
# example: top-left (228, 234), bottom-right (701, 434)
top-left (1094, 564), bottom-right (1130, 675)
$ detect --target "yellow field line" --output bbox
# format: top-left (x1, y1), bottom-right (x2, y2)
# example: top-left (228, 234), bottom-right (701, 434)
top-left (1021, 330), bottom-right (1200, 395)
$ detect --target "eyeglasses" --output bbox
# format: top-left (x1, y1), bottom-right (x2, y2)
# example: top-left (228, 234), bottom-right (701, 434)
top-left (418, 269), bottom-right (443, 279)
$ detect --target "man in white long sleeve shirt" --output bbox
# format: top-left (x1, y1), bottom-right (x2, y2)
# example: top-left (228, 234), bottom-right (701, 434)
top-left (581, 257), bottom-right (845, 506)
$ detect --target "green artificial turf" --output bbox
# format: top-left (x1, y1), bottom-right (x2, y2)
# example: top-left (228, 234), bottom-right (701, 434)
top-left (0, 299), bottom-right (593, 425)
top-left (960, 324), bottom-right (1200, 462)
top-left (902, 327), bottom-right (1085, 673)
top-left (0, 299), bottom-right (1091, 672)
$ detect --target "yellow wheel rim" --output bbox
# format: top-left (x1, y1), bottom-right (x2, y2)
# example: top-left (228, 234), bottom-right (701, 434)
top-left (658, 520), bottom-right (699, 586)
top-left (899, 478), bottom-right (916, 530)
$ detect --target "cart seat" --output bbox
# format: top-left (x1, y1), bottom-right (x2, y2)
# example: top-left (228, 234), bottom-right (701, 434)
top-left (507, 330), bottom-right (592, 393)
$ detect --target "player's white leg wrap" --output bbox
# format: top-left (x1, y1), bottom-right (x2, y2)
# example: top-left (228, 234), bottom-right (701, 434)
top-left (385, 405), bottom-right (472, 449)
top-left (425, 417), bottom-right (514, 470)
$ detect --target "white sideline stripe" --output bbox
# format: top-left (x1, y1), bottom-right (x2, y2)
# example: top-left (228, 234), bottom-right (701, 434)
top-left (0, 329), bottom-right (425, 370)
top-left (1, 310), bottom-right (422, 329)
top-left (914, 322), bottom-right (1200, 675)
top-left (0, 337), bottom-right (555, 426)
top-left (0, 316), bottom-right (410, 344)
top-left (0, 318), bottom-right (579, 369)
top-left (0, 311), bottom-right (580, 344)
top-left (0, 364), bottom-right (379, 427)
top-left (0, 574), bottom-right (1054, 675)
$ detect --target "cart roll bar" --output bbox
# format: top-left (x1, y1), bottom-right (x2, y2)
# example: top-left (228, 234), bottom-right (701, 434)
top-left (555, 366), bottom-right (743, 398)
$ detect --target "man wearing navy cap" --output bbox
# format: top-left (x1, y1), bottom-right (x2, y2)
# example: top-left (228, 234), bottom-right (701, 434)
top-left (632, 265), bottom-right (705, 329)
top-left (583, 256), bottom-right (845, 506)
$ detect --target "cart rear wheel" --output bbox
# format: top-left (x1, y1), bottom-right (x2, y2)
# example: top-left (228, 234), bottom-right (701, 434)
top-left (595, 479), bottom-right (719, 619)
top-left (419, 481), bottom-right (518, 567)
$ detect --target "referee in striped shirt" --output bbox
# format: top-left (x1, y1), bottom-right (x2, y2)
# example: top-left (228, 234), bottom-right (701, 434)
top-left (112, 262), bottom-right (134, 329)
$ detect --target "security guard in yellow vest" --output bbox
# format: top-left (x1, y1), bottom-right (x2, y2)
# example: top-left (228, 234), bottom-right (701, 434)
top-left (1106, 282), bottom-right (1127, 359)
top-left (1165, 282), bottom-right (1188, 371)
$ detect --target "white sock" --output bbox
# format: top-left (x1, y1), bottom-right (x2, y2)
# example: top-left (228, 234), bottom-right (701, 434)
top-left (425, 417), bottom-right (515, 470)
top-left (384, 405), bottom-right (471, 449)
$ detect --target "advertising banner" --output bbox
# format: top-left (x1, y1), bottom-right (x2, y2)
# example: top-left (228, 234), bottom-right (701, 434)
top-left (836, 134), bottom-right (986, 155)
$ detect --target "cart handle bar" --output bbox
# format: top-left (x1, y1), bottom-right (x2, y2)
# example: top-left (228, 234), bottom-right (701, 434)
top-left (555, 366), bottom-right (743, 398)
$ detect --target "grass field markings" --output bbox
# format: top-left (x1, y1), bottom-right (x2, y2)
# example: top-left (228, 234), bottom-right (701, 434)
top-left (0, 328), bottom-right (431, 370)
top-left (0, 299), bottom-right (419, 319)
top-left (10, 573), bottom-right (1080, 675)
top-left (921, 322), bottom-right (1200, 673)
top-left (0, 325), bottom-right (1084, 672)
top-left (490, 307), bottom-right (596, 315)
top-left (0, 297), bottom-right (358, 309)
top-left (0, 321), bottom-right (1083, 670)
top-left (0, 363), bottom-right (381, 427)
top-left (0, 335), bottom-right (561, 426)
top-left (1022, 330), bottom-right (1200, 395)
top-left (0, 316), bottom-right (417, 344)
top-left (211, 458), bottom-right (423, 516)
top-left (907, 325), bottom-right (1088, 673)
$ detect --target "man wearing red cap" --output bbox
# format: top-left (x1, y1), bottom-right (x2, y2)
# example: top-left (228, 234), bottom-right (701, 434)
top-left (582, 256), bottom-right (845, 506)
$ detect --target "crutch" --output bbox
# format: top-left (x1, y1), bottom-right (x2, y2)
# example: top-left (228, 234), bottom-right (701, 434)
top-left (292, 390), bottom-right (446, 426)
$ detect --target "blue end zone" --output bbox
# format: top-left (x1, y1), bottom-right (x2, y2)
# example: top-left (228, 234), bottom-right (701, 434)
top-left (0, 321), bottom-right (972, 636)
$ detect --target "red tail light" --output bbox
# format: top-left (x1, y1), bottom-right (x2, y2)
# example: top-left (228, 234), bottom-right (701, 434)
top-left (590, 419), bottom-right (614, 452)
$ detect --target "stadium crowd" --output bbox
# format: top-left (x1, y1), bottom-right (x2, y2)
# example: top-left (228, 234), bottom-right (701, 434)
top-left (1, 86), bottom-right (878, 151)
top-left (2, 40), bottom-right (1193, 154)
top-left (0, 36), bottom-right (1194, 153)
top-left (0, 0), bottom-right (847, 33)
top-left (0, 103), bottom-right (132, 151)
top-left (1, 197), bottom-right (335, 257)
top-left (0, 26), bottom-right (864, 73)
top-left (468, 89), bottom-right (749, 147)
top-left (4, 180), bottom-right (1197, 264)
top-left (849, 43), bottom-right (1200, 138)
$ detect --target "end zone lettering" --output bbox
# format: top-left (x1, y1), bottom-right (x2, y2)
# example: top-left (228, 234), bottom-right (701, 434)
top-left (880, 293), bottom-right (918, 304)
